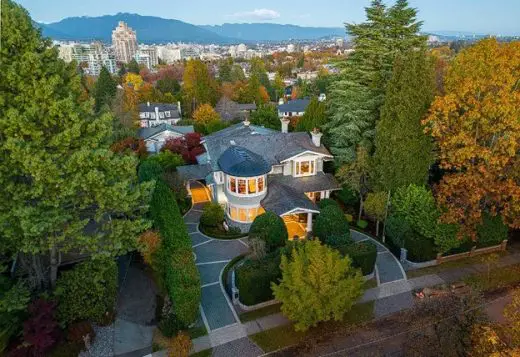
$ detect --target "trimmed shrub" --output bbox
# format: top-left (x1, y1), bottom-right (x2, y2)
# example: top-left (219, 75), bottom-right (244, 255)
top-left (235, 252), bottom-right (282, 306)
top-left (150, 181), bottom-right (200, 326)
top-left (317, 199), bottom-right (339, 209)
top-left (314, 205), bottom-right (350, 242)
top-left (249, 212), bottom-right (288, 253)
top-left (158, 312), bottom-right (185, 338)
top-left (325, 233), bottom-right (353, 249)
top-left (476, 213), bottom-right (508, 248)
top-left (356, 219), bottom-right (368, 229)
top-left (55, 258), bottom-right (118, 325)
top-left (200, 202), bottom-right (224, 228)
top-left (138, 160), bottom-right (163, 183)
top-left (339, 242), bottom-right (377, 276)
top-left (386, 214), bottom-right (437, 262)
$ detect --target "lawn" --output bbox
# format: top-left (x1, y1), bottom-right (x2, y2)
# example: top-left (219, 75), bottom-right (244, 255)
top-left (249, 301), bottom-right (375, 353)
top-left (464, 263), bottom-right (520, 292)
top-left (406, 251), bottom-right (509, 279)
top-left (239, 303), bottom-right (282, 323)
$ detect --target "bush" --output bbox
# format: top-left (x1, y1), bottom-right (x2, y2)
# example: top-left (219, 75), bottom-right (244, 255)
top-left (236, 252), bottom-right (282, 306)
top-left (476, 213), bottom-right (508, 248)
top-left (200, 202), bottom-right (224, 228)
top-left (386, 214), bottom-right (437, 262)
top-left (66, 321), bottom-right (94, 345)
top-left (325, 233), bottom-right (353, 249)
top-left (339, 242), bottom-right (377, 275)
top-left (356, 219), bottom-right (368, 229)
top-left (55, 258), bottom-right (118, 325)
top-left (317, 199), bottom-right (339, 209)
top-left (148, 151), bottom-right (185, 171)
top-left (249, 212), bottom-right (288, 253)
top-left (314, 205), bottom-right (350, 242)
top-left (138, 160), bottom-right (163, 183)
top-left (334, 186), bottom-right (358, 207)
top-left (158, 312), bottom-right (185, 338)
top-left (22, 299), bottom-right (61, 355)
top-left (150, 181), bottom-right (200, 326)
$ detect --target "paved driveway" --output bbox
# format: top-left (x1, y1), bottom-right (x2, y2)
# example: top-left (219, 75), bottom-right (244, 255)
top-left (184, 184), bottom-right (250, 332)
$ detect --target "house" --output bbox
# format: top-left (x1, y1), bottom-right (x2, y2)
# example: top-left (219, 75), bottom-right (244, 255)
top-left (215, 96), bottom-right (257, 122)
top-left (138, 102), bottom-right (182, 128)
top-left (138, 123), bottom-right (194, 153)
top-left (177, 120), bottom-right (340, 238)
top-left (278, 98), bottom-right (310, 118)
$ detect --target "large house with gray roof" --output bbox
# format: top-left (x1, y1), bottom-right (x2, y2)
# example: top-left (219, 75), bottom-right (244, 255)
top-left (277, 98), bottom-right (310, 118)
top-left (139, 102), bottom-right (182, 128)
top-left (178, 120), bottom-right (340, 238)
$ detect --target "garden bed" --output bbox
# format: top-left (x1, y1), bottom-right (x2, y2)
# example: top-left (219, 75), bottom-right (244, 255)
top-left (198, 223), bottom-right (248, 239)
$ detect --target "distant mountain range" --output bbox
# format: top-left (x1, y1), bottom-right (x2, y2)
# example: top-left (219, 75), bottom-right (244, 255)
top-left (37, 13), bottom-right (346, 44)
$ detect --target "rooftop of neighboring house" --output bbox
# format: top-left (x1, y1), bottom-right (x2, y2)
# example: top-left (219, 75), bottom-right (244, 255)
top-left (215, 96), bottom-right (257, 121)
top-left (201, 122), bottom-right (332, 173)
top-left (137, 123), bottom-right (194, 140)
top-left (277, 98), bottom-right (311, 113)
top-left (138, 102), bottom-right (179, 114)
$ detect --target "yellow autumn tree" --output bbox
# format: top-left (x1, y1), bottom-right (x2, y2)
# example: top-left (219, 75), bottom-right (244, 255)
top-left (423, 39), bottom-right (520, 239)
top-left (192, 104), bottom-right (221, 125)
top-left (124, 73), bottom-right (144, 90)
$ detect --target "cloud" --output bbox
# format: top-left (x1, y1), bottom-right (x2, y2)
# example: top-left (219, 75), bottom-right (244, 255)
top-left (229, 8), bottom-right (281, 21)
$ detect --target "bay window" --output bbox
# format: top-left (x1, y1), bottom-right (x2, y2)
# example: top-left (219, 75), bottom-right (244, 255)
top-left (227, 204), bottom-right (265, 223)
top-left (227, 175), bottom-right (266, 196)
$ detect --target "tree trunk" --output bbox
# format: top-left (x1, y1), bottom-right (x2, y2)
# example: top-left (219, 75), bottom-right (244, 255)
top-left (376, 220), bottom-right (380, 237)
top-left (358, 196), bottom-right (364, 223)
top-left (50, 246), bottom-right (59, 289)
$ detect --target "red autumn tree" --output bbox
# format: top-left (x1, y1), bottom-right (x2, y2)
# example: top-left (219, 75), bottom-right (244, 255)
top-left (161, 132), bottom-right (204, 164)
top-left (111, 137), bottom-right (148, 159)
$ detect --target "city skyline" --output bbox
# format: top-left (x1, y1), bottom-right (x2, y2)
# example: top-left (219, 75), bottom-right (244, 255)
top-left (16, 0), bottom-right (520, 36)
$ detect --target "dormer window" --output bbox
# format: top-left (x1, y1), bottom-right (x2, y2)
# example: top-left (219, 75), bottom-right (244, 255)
top-left (294, 159), bottom-right (316, 177)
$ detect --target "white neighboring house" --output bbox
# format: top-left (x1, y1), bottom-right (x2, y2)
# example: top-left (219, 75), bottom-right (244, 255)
top-left (138, 102), bottom-right (182, 128)
top-left (138, 123), bottom-right (194, 153)
top-left (277, 98), bottom-right (310, 118)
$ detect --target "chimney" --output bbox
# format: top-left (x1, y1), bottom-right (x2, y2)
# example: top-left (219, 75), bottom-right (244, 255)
top-left (147, 101), bottom-right (150, 107)
top-left (155, 106), bottom-right (160, 121)
top-left (177, 101), bottom-right (182, 117)
top-left (280, 118), bottom-right (290, 133)
top-left (310, 128), bottom-right (322, 147)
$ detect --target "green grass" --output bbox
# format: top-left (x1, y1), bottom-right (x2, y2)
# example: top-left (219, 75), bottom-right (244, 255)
top-left (406, 251), bottom-right (509, 278)
top-left (187, 325), bottom-right (207, 339)
top-left (363, 278), bottom-right (378, 290)
top-left (239, 303), bottom-right (282, 322)
top-left (464, 263), bottom-right (520, 292)
top-left (191, 348), bottom-right (212, 357)
top-left (249, 301), bottom-right (375, 353)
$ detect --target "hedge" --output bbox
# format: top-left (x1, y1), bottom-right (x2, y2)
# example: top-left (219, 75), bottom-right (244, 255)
top-left (317, 199), bottom-right (339, 209)
top-left (138, 160), bottom-right (163, 183)
top-left (339, 242), bottom-right (377, 276)
top-left (476, 213), bottom-right (508, 248)
top-left (55, 258), bottom-right (118, 325)
top-left (249, 212), bottom-right (288, 253)
top-left (235, 252), bottom-right (281, 306)
top-left (150, 180), bottom-right (201, 326)
top-left (325, 233), bottom-right (353, 249)
top-left (314, 205), bottom-right (350, 242)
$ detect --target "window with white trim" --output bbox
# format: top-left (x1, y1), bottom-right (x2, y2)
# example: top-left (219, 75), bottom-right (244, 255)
top-left (294, 159), bottom-right (316, 177)
top-left (227, 204), bottom-right (265, 223)
top-left (227, 175), bottom-right (266, 196)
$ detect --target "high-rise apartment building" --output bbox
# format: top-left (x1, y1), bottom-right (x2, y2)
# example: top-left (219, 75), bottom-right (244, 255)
top-left (112, 21), bottom-right (137, 63)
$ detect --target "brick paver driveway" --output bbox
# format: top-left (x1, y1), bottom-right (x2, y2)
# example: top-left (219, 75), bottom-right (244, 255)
top-left (185, 182), bottom-right (250, 332)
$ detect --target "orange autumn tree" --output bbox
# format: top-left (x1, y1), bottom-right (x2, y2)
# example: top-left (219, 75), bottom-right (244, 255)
top-left (423, 39), bottom-right (520, 239)
top-left (192, 104), bottom-right (221, 125)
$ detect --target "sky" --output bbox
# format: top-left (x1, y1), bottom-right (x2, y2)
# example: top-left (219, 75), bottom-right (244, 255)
top-left (16, 0), bottom-right (520, 36)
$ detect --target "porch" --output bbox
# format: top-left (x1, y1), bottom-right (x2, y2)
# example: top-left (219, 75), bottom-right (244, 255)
top-left (283, 212), bottom-right (312, 240)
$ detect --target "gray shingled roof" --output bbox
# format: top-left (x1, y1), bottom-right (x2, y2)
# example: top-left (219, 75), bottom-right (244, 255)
top-left (217, 146), bottom-right (271, 177)
top-left (138, 124), bottom-right (194, 140)
top-left (261, 181), bottom-right (319, 216)
top-left (237, 103), bottom-right (257, 111)
top-left (269, 172), bottom-right (341, 193)
top-left (177, 164), bottom-right (212, 181)
top-left (278, 99), bottom-right (310, 113)
top-left (138, 102), bottom-right (179, 112)
top-left (202, 123), bottom-right (332, 171)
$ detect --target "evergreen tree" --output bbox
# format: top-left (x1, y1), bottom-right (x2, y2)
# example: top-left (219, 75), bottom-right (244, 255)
top-left (230, 64), bottom-right (246, 82)
top-left (93, 66), bottom-right (117, 112)
top-left (295, 97), bottom-right (327, 132)
top-left (327, 0), bottom-right (426, 163)
top-left (250, 104), bottom-right (280, 130)
top-left (0, 0), bottom-right (153, 288)
top-left (372, 50), bottom-right (435, 192)
top-left (127, 58), bottom-right (140, 74)
top-left (218, 59), bottom-right (232, 82)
